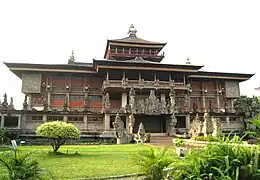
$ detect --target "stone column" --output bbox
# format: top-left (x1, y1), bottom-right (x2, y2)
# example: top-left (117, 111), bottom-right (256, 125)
top-left (83, 115), bottom-right (88, 131)
top-left (66, 93), bottom-right (70, 110)
top-left (43, 115), bottom-right (47, 123)
top-left (125, 115), bottom-right (129, 131)
top-left (28, 94), bottom-right (32, 110)
top-left (17, 115), bottom-right (21, 129)
top-left (47, 91), bottom-right (51, 111)
top-left (216, 95), bottom-right (220, 112)
top-left (1, 115), bottom-right (4, 128)
top-left (121, 92), bottom-right (127, 108)
top-left (226, 116), bottom-right (230, 124)
top-left (161, 93), bottom-right (166, 102)
top-left (169, 87), bottom-right (175, 113)
top-left (185, 114), bottom-right (190, 129)
top-left (104, 114), bottom-right (110, 131)
top-left (230, 99), bottom-right (235, 112)
top-left (63, 115), bottom-right (68, 122)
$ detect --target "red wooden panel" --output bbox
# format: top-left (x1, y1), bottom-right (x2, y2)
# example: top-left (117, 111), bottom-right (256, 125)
top-left (52, 76), bottom-right (65, 86)
top-left (51, 100), bottom-right (64, 106)
top-left (88, 100), bottom-right (102, 108)
top-left (110, 100), bottom-right (121, 108)
top-left (191, 82), bottom-right (201, 90)
top-left (71, 77), bottom-right (84, 86)
top-left (70, 100), bottom-right (84, 107)
top-left (206, 82), bottom-right (215, 91)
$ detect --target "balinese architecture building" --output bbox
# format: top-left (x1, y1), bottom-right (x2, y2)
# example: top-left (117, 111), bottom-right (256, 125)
top-left (1, 25), bottom-right (254, 137)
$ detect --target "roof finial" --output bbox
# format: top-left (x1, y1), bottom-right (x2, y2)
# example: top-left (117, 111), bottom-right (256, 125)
top-left (68, 50), bottom-right (75, 64)
top-left (128, 24), bottom-right (137, 37)
top-left (186, 57), bottom-right (191, 64)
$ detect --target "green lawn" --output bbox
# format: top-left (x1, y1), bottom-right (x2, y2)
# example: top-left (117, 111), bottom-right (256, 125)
top-left (0, 144), bottom-right (153, 179)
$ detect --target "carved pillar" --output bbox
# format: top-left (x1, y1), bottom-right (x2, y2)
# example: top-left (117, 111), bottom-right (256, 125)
top-left (43, 115), bottom-right (47, 123)
top-left (121, 92), bottom-right (127, 108)
top-left (103, 92), bottom-right (110, 109)
top-left (185, 114), bottom-right (190, 129)
top-left (184, 93), bottom-right (190, 113)
top-left (169, 114), bottom-right (177, 136)
top-left (84, 87), bottom-right (89, 111)
top-left (202, 82), bottom-right (206, 112)
top-left (47, 91), bottom-right (51, 111)
top-left (129, 87), bottom-right (136, 113)
top-left (230, 99), bottom-right (234, 112)
top-left (104, 114), bottom-right (110, 131)
top-left (66, 93), bottom-right (70, 110)
top-left (169, 87), bottom-right (175, 114)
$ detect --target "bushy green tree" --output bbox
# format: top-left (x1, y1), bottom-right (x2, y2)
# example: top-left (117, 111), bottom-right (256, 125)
top-left (0, 151), bottom-right (51, 180)
top-left (234, 96), bottom-right (260, 118)
top-left (36, 121), bottom-right (80, 152)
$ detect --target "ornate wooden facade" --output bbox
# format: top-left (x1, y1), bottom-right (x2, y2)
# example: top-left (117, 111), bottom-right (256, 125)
top-left (2, 25), bottom-right (254, 136)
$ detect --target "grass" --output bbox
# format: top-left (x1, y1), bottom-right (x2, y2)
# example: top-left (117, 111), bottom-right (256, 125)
top-left (0, 144), bottom-right (152, 179)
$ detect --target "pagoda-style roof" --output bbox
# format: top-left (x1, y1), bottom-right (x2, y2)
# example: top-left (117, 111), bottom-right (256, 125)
top-left (93, 59), bottom-right (203, 73)
top-left (188, 71), bottom-right (254, 81)
top-left (4, 62), bottom-right (96, 78)
top-left (104, 24), bottom-right (166, 61)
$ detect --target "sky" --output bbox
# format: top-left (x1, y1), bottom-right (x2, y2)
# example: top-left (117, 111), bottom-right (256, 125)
top-left (0, 0), bottom-right (260, 109)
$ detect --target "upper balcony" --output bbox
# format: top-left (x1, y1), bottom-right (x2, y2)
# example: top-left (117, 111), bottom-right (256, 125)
top-left (107, 49), bottom-right (165, 62)
top-left (102, 79), bottom-right (188, 91)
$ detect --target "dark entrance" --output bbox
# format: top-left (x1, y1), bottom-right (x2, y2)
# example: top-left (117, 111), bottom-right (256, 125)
top-left (133, 115), bottom-right (166, 133)
top-left (176, 116), bottom-right (186, 128)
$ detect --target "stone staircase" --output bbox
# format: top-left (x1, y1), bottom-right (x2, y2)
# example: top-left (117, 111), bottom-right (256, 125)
top-left (148, 136), bottom-right (173, 147)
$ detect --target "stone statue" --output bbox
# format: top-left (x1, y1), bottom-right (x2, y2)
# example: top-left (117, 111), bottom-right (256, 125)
top-left (202, 112), bottom-right (213, 137)
top-left (23, 95), bottom-right (28, 110)
top-left (161, 97), bottom-right (168, 114)
top-left (8, 97), bottom-right (15, 110)
top-left (128, 113), bottom-right (135, 134)
top-left (2, 93), bottom-right (8, 109)
top-left (189, 114), bottom-right (202, 138)
top-left (113, 113), bottom-right (130, 144)
top-left (212, 117), bottom-right (222, 137)
top-left (134, 122), bottom-right (146, 144)
top-left (169, 113), bottom-right (177, 136)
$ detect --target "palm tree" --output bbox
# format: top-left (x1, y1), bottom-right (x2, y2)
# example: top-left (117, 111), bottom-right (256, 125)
top-left (0, 150), bottom-right (52, 180)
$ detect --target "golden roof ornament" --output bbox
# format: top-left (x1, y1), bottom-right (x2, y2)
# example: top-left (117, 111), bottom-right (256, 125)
top-left (186, 57), bottom-right (191, 64)
top-left (128, 24), bottom-right (137, 37)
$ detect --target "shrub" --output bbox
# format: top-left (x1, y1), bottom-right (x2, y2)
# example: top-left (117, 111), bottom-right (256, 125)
top-left (174, 138), bottom-right (185, 147)
top-left (133, 147), bottom-right (174, 180)
top-left (36, 121), bottom-right (80, 152)
top-left (172, 137), bottom-right (260, 179)
top-left (0, 150), bottom-right (52, 180)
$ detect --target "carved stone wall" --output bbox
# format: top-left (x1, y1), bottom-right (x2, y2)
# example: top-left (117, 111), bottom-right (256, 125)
top-left (22, 74), bottom-right (42, 93)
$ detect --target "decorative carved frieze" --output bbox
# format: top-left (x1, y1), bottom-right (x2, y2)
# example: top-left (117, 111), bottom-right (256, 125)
top-left (135, 90), bottom-right (170, 115)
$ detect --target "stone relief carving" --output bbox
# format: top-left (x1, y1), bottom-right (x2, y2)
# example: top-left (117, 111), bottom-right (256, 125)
top-left (103, 92), bottom-right (110, 109)
top-left (202, 112), bottom-right (213, 137)
top-left (129, 87), bottom-right (136, 113)
top-left (212, 117), bottom-right (222, 137)
top-left (22, 74), bottom-right (42, 93)
top-left (225, 81), bottom-right (240, 98)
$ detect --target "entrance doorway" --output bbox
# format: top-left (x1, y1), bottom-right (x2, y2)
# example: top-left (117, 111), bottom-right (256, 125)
top-left (133, 115), bottom-right (166, 133)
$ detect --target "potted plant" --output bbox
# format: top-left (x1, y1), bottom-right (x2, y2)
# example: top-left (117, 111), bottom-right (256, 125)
top-left (174, 138), bottom-right (188, 157)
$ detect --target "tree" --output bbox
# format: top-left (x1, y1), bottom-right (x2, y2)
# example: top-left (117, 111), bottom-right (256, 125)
top-left (234, 95), bottom-right (260, 118)
top-left (36, 121), bottom-right (80, 152)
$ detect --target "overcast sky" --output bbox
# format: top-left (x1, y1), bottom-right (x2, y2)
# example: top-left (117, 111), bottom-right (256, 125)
top-left (0, 0), bottom-right (260, 109)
